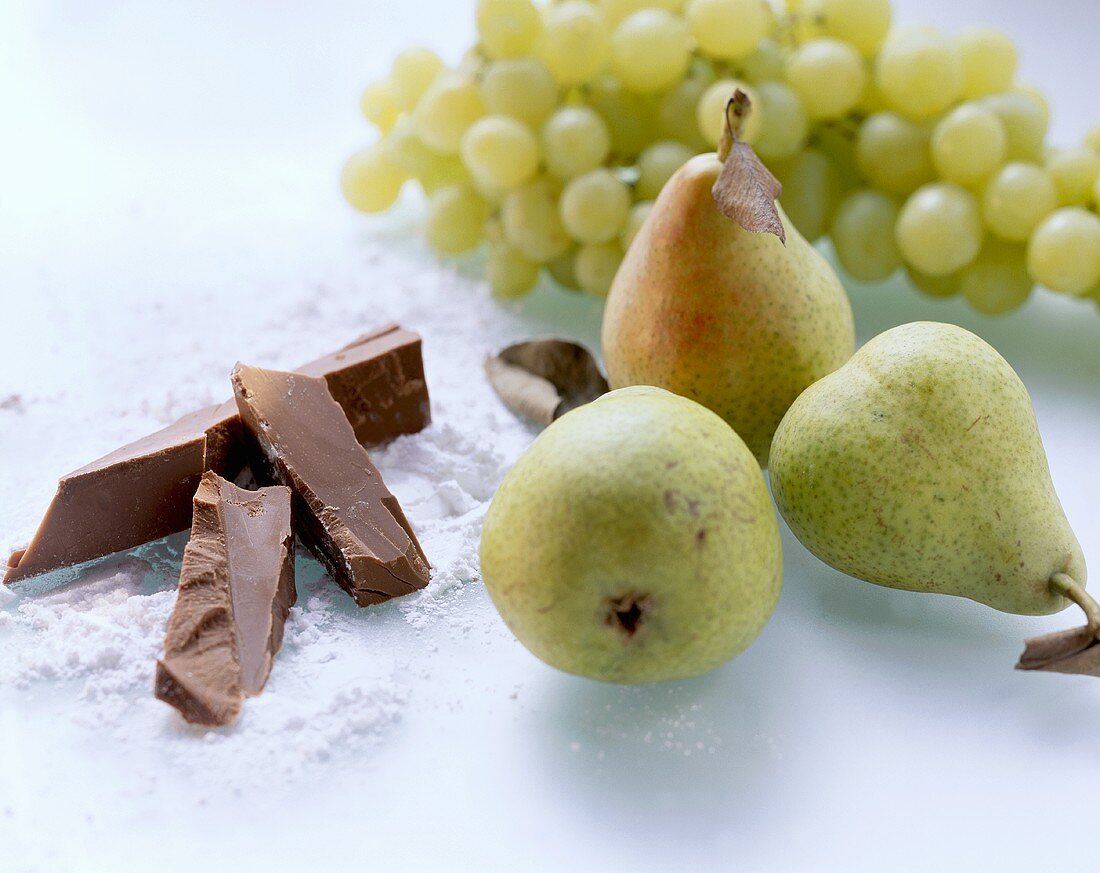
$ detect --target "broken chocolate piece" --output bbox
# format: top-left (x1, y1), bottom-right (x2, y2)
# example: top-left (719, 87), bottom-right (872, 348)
top-left (155, 472), bottom-right (295, 727)
top-left (5, 401), bottom-right (243, 585)
top-left (299, 324), bottom-right (431, 445)
top-left (232, 363), bottom-right (430, 606)
top-left (5, 324), bottom-right (429, 584)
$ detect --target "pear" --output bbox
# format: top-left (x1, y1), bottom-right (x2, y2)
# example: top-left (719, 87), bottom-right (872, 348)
top-left (479, 386), bottom-right (782, 683)
top-left (601, 93), bottom-right (854, 465)
top-left (769, 322), bottom-right (1089, 630)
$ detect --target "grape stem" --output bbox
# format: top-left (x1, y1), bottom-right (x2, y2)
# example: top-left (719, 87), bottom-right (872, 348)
top-left (1050, 572), bottom-right (1100, 637)
top-left (717, 89), bottom-right (753, 163)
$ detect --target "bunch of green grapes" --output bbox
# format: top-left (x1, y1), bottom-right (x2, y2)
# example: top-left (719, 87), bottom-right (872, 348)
top-left (342, 0), bottom-right (1100, 312)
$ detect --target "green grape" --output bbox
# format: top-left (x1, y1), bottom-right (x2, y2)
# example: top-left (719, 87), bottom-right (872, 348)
top-left (575, 242), bottom-right (624, 296)
top-left (425, 186), bottom-right (488, 254)
top-left (752, 82), bottom-right (808, 160)
top-left (697, 80), bottom-right (761, 147)
top-left (953, 26), bottom-right (1017, 99)
top-left (982, 92), bottom-right (1048, 162)
top-left (830, 189), bottom-right (902, 282)
top-left (476, 0), bottom-right (541, 59)
top-left (981, 162), bottom-right (1058, 243)
top-left (685, 0), bottom-right (772, 61)
top-left (636, 141), bottom-right (694, 200)
top-left (460, 49), bottom-right (491, 83)
top-left (460, 115), bottom-right (540, 192)
top-left (390, 48), bottom-right (445, 110)
top-left (620, 201), bottom-right (653, 250)
top-left (360, 82), bottom-right (400, 132)
top-left (414, 73), bottom-right (486, 154)
top-left (537, 1), bottom-right (610, 87)
top-left (855, 112), bottom-right (935, 196)
top-left (542, 106), bottom-right (612, 180)
top-left (738, 39), bottom-right (786, 83)
top-left (341, 145), bottom-right (407, 213)
top-left (600, 0), bottom-right (685, 28)
top-left (1087, 125), bottom-right (1100, 153)
top-left (813, 123), bottom-right (861, 193)
top-left (959, 239), bottom-right (1033, 315)
top-left (480, 59), bottom-right (559, 128)
top-left (786, 39), bottom-right (866, 121)
top-left (813, 0), bottom-right (892, 57)
top-left (930, 103), bottom-right (1007, 186)
top-left (896, 182), bottom-right (983, 276)
top-left (875, 26), bottom-right (963, 120)
top-left (502, 177), bottom-right (572, 262)
top-left (418, 153), bottom-right (470, 194)
top-left (610, 10), bottom-right (691, 95)
top-left (1045, 147), bottom-right (1100, 207)
top-left (560, 169), bottom-right (632, 244)
top-left (1015, 85), bottom-right (1051, 127)
top-left (489, 243), bottom-right (541, 299)
top-left (386, 117), bottom-right (446, 177)
top-left (386, 121), bottom-right (469, 193)
top-left (1027, 208), bottom-right (1100, 295)
top-left (786, 0), bottom-right (825, 43)
top-left (771, 148), bottom-right (841, 242)
top-left (907, 267), bottom-right (961, 299)
top-left (659, 78), bottom-right (710, 149)
top-left (546, 246), bottom-right (581, 291)
top-left (585, 75), bottom-right (662, 158)
top-left (855, 72), bottom-right (892, 115)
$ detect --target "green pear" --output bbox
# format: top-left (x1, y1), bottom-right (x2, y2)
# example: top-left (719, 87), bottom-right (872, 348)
top-left (601, 151), bottom-right (855, 466)
top-left (769, 321), bottom-right (1087, 617)
top-left (479, 386), bottom-right (782, 683)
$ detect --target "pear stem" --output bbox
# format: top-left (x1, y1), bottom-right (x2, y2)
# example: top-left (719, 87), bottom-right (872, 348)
top-left (717, 90), bottom-right (753, 163)
top-left (1050, 572), bottom-right (1100, 637)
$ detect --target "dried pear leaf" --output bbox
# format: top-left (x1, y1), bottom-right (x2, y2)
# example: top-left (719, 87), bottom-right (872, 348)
top-left (1016, 625), bottom-right (1100, 678)
top-left (712, 141), bottom-right (786, 243)
top-left (485, 339), bottom-right (608, 427)
top-left (711, 90), bottom-right (785, 244)
top-left (484, 358), bottom-right (561, 426)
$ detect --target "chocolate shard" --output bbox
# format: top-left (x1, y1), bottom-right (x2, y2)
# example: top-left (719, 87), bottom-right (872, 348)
top-left (232, 363), bottom-right (430, 606)
top-left (155, 472), bottom-right (295, 727)
top-left (5, 401), bottom-right (242, 585)
top-left (299, 324), bottom-right (431, 445)
top-left (5, 324), bottom-right (429, 584)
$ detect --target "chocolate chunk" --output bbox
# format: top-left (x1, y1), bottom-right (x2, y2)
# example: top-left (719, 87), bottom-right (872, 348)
top-left (155, 472), bottom-right (295, 727)
top-left (5, 401), bottom-right (242, 585)
top-left (5, 324), bottom-right (429, 584)
top-left (299, 324), bottom-right (431, 445)
top-left (232, 363), bottom-right (430, 606)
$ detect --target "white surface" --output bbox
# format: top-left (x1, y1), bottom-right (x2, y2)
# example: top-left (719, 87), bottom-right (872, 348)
top-left (2, 2), bottom-right (1099, 872)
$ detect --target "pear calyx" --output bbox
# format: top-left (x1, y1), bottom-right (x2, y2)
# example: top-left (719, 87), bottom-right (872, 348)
top-left (711, 90), bottom-right (786, 244)
top-left (604, 592), bottom-right (652, 640)
top-left (1017, 573), bottom-right (1100, 678)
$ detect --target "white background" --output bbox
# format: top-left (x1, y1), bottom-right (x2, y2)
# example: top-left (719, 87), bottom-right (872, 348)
top-left (1, 2), bottom-right (1099, 871)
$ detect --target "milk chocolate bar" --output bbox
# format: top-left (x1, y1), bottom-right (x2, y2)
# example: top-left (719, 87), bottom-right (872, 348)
top-left (5, 325), bottom-right (429, 584)
top-left (299, 324), bottom-right (430, 445)
top-left (155, 473), bottom-right (295, 726)
top-left (232, 363), bottom-right (430, 606)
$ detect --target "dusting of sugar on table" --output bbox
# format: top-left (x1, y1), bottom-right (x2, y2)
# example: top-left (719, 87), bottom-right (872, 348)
top-left (0, 235), bottom-right (599, 786)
